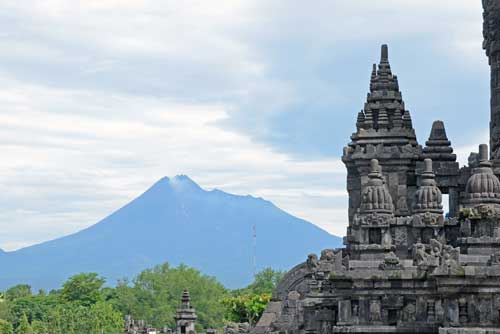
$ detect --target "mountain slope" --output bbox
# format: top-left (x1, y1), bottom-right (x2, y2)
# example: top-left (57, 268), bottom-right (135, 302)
top-left (0, 176), bottom-right (342, 290)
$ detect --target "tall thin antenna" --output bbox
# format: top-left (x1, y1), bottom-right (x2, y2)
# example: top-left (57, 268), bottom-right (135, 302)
top-left (252, 224), bottom-right (257, 277)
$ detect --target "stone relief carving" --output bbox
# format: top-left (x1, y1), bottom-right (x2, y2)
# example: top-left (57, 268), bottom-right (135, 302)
top-left (412, 239), bottom-right (439, 267)
top-left (394, 227), bottom-right (407, 246)
top-left (437, 245), bottom-right (461, 275)
top-left (369, 300), bottom-right (382, 322)
top-left (412, 212), bottom-right (444, 227)
top-left (412, 238), bottom-right (462, 274)
top-left (320, 249), bottom-right (335, 262)
top-left (379, 251), bottom-right (402, 270)
top-left (462, 204), bottom-right (500, 220)
top-left (401, 302), bottom-right (416, 323)
top-left (306, 254), bottom-right (319, 272)
top-left (355, 212), bottom-right (394, 227)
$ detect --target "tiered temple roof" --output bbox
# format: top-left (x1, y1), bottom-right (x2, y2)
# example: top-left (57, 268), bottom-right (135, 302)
top-left (351, 45), bottom-right (417, 147)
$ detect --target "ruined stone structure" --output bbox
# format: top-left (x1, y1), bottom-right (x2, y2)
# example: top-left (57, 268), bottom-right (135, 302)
top-left (252, 2), bottom-right (500, 333)
top-left (125, 316), bottom-right (172, 334)
top-left (125, 290), bottom-right (196, 334)
top-left (175, 290), bottom-right (198, 334)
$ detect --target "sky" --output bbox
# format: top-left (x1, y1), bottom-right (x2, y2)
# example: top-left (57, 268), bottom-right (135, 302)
top-left (0, 0), bottom-right (492, 251)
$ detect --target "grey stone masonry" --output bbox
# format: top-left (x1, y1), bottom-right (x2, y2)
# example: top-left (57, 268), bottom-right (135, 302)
top-left (175, 290), bottom-right (197, 334)
top-left (251, 2), bottom-right (500, 334)
top-left (484, 0), bottom-right (500, 164)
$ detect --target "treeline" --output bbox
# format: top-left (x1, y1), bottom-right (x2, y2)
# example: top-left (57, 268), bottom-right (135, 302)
top-left (0, 263), bottom-right (284, 334)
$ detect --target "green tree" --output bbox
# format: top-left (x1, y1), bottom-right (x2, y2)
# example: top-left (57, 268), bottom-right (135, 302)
top-left (221, 293), bottom-right (271, 325)
top-left (15, 313), bottom-right (31, 334)
top-left (0, 298), bottom-right (10, 323)
top-left (0, 319), bottom-right (13, 334)
top-left (90, 302), bottom-right (124, 334)
top-left (45, 302), bottom-right (122, 334)
top-left (8, 294), bottom-right (59, 328)
top-left (109, 279), bottom-right (136, 323)
top-left (111, 263), bottom-right (227, 330)
top-left (46, 304), bottom-right (88, 334)
top-left (30, 320), bottom-right (46, 334)
top-left (5, 286), bottom-right (31, 301)
top-left (45, 307), bottom-right (62, 334)
top-left (222, 268), bottom-right (283, 326)
top-left (245, 268), bottom-right (284, 295)
top-left (61, 273), bottom-right (105, 306)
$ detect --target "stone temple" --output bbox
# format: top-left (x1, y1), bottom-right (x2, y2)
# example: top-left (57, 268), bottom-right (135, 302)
top-left (252, 1), bottom-right (500, 333)
top-left (125, 290), bottom-right (198, 334)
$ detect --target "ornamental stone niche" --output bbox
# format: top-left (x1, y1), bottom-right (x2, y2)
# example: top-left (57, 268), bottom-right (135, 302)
top-left (350, 159), bottom-right (396, 260)
top-left (251, 2), bottom-right (500, 333)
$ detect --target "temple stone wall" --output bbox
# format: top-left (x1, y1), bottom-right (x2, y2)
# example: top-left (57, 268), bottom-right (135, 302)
top-left (484, 0), bottom-right (500, 163)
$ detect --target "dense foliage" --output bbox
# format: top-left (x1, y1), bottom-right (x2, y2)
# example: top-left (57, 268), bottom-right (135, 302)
top-left (0, 264), bottom-right (284, 333)
top-left (110, 263), bottom-right (228, 330)
top-left (0, 276), bottom-right (123, 334)
top-left (0, 319), bottom-right (13, 334)
top-left (221, 268), bottom-right (284, 325)
top-left (221, 294), bottom-right (271, 325)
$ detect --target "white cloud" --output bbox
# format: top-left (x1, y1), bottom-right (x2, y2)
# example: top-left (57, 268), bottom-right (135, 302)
top-left (0, 75), bottom-right (349, 249)
top-left (0, 0), bottom-right (492, 250)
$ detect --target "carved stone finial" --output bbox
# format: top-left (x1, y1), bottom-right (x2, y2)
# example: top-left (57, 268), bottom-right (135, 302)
top-left (381, 44), bottom-right (389, 63)
top-left (370, 159), bottom-right (380, 176)
top-left (424, 158), bottom-right (433, 174)
top-left (377, 45), bottom-right (392, 77)
top-left (414, 159), bottom-right (443, 214)
top-left (359, 159), bottom-right (394, 214)
top-left (463, 144), bottom-right (500, 206)
top-left (479, 143), bottom-right (490, 164)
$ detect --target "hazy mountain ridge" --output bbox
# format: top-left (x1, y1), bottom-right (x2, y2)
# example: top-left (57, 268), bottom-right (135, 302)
top-left (0, 176), bottom-right (342, 290)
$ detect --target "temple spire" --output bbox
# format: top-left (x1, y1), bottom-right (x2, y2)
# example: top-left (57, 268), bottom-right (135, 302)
top-left (376, 44), bottom-right (393, 80)
top-left (422, 120), bottom-right (456, 161)
top-left (354, 44), bottom-right (415, 135)
top-left (380, 44), bottom-right (389, 63)
top-left (181, 289), bottom-right (191, 309)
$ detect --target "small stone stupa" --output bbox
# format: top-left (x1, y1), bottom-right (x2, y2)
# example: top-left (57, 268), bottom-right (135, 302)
top-left (175, 290), bottom-right (197, 334)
